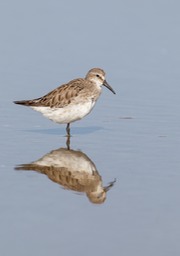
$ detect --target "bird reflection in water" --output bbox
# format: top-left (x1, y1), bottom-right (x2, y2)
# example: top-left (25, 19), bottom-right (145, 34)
top-left (15, 137), bottom-right (116, 204)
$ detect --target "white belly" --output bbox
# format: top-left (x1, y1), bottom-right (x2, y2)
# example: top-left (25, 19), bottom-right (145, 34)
top-left (31, 101), bottom-right (96, 124)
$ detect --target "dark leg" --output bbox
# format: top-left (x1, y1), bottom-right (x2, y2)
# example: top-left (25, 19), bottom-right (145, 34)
top-left (66, 123), bottom-right (70, 137)
top-left (66, 135), bottom-right (70, 150)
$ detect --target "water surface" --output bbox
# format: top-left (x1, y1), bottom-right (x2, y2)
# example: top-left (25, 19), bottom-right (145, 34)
top-left (1, 1), bottom-right (180, 256)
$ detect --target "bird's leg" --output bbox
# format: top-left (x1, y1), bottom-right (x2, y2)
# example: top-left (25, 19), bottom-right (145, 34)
top-left (66, 135), bottom-right (70, 150)
top-left (66, 123), bottom-right (71, 137)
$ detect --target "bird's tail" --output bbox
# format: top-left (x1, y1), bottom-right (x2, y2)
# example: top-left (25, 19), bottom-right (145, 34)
top-left (15, 164), bottom-right (46, 173)
top-left (13, 99), bottom-right (40, 106)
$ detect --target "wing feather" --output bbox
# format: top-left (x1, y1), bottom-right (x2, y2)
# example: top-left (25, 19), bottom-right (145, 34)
top-left (19, 78), bottom-right (85, 108)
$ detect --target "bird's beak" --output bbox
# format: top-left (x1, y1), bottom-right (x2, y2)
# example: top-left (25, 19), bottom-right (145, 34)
top-left (104, 178), bottom-right (116, 192)
top-left (103, 80), bottom-right (116, 94)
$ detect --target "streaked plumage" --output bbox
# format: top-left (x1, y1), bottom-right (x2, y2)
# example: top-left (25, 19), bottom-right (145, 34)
top-left (14, 68), bottom-right (116, 135)
top-left (15, 147), bottom-right (116, 204)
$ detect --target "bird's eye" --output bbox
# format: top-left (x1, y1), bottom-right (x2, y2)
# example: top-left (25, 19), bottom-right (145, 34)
top-left (96, 74), bottom-right (100, 78)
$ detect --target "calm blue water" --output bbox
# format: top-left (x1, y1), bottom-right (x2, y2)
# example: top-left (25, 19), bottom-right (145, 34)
top-left (1, 1), bottom-right (180, 256)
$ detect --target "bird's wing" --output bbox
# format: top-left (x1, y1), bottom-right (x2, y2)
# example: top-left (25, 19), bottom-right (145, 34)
top-left (32, 78), bottom-right (85, 108)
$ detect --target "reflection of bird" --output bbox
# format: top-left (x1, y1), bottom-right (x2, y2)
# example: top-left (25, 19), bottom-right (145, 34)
top-left (15, 147), bottom-right (116, 204)
top-left (14, 68), bottom-right (115, 136)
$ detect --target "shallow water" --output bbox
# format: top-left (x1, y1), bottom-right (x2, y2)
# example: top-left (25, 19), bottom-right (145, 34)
top-left (1, 1), bottom-right (180, 256)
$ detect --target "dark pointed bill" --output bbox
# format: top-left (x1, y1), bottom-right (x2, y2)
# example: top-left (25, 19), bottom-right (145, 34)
top-left (104, 178), bottom-right (116, 192)
top-left (103, 80), bottom-right (116, 94)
